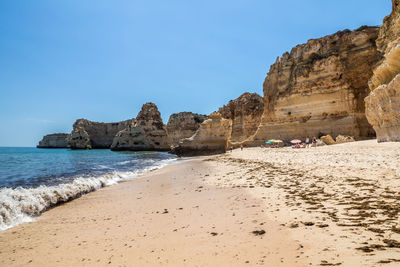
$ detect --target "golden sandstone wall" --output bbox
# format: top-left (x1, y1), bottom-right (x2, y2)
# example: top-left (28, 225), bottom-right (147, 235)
top-left (365, 0), bottom-right (400, 142)
top-left (218, 93), bottom-right (264, 145)
top-left (249, 27), bottom-right (381, 144)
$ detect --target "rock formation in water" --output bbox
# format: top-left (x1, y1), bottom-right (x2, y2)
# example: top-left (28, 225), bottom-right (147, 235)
top-left (67, 118), bottom-right (134, 149)
top-left (37, 133), bottom-right (69, 148)
top-left (218, 92), bottom-right (264, 146)
top-left (249, 27), bottom-right (381, 144)
top-left (365, 0), bottom-right (400, 142)
top-left (171, 112), bottom-right (232, 156)
top-left (166, 112), bottom-right (208, 146)
top-left (111, 103), bottom-right (170, 151)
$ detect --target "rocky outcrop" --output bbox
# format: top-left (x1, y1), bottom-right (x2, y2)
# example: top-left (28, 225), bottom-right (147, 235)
top-left (68, 118), bottom-right (134, 149)
top-left (250, 27), bottom-right (381, 144)
top-left (37, 133), bottom-right (69, 148)
top-left (111, 103), bottom-right (170, 151)
top-left (171, 112), bottom-right (232, 156)
top-left (218, 93), bottom-right (264, 144)
top-left (321, 135), bottom-right (336, 145)
top-left (166, 112), bottom-right (208, 146)
top-left (335, 135), bottom-right (355, 144)
top-left (365, 0), bottom-right (400, 142)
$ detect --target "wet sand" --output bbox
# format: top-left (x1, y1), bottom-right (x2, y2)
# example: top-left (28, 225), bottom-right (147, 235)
top-left (1, 140), bottom-right (400, 266)
top-left (0, 160), bottom-right (304, 266)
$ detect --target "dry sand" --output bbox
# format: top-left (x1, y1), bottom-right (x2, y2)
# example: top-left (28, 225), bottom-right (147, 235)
top-left (1, 140), bottom-right (400, 266)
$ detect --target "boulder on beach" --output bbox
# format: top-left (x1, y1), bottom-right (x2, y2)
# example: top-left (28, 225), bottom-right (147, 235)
top-left (320, 135), bottom-right (336, 145)
top-left (336, 135), bottom-right (355, 144)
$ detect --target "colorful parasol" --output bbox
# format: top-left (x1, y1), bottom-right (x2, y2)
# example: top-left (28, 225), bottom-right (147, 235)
top-left (290, 139), bottom-right (302, 144)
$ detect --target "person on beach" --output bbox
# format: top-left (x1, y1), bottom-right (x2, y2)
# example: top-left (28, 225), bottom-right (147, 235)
top-left (312, 137), bottom-right (317, 148)
top-left (306, 137), bottom-right (310, 148)
top-left (240, 144), bottom-right (243, 151)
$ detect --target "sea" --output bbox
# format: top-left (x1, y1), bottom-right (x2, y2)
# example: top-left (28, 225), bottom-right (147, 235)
top-left (0, 147), bottom-right (177, 231)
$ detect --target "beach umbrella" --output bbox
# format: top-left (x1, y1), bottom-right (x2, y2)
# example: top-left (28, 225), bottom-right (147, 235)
top-left (265, 141), bottom-right (271, 144)
top-left (291, 139), bottom-right (301, 144)
top-left (267, 139), bottom-right (276, 143)
top-left (274, 140), bottom-right (283, 143)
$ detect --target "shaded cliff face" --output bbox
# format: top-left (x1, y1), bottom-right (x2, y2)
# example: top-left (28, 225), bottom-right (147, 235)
top-left (166, 112), bottom-right (208, 146)
top-left (365, 0), bottom-right (400, 142)
top-left (37, 133), bottom-right (68, 148)
top-left (218, 92), bottom-right (264, 143)
top-left (251, 27), bottom-right (380, 143)
top-left (111, 103), bottom-right (170, 151)
top-left (68, 118), bottom-right (134, 149)
top-left (171, 112), bottom-right (232, 156)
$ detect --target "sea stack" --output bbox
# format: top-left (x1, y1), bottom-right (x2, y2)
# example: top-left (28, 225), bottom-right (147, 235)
top-left (67, 118), bottom-right (134, 149)
top-left (171, 112), bottom-right (232, 156)
top-left (166, 112), bottom-right (208, 146)
top-left (37, 133), bottom-right (69, 148)
top-left (111, 103), bottom-right (170, 151)
top-left (365, 0), bottom-right (400, 142)
top-left (250, 27), bottom-right (381, 144)
top-left (218, 92), bottom-right (264, 147)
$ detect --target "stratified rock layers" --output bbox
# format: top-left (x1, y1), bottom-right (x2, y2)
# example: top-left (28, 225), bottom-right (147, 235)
top-left (171, 113), bottom-right (232, 156)
top-left (218, 93), bottom-right (264, 143)
top-left (365, 0), bottom-right (400, 142)
top-left (166, 112), bottom-right (208, 146)
top-left (251, 27), bottom-right (380, 143)
top-left (111, 103), bottom-right (170, 151)
top-left (68, 119), bottom-right (134, 149)
top-left (37, 133), bottom-right (68, 148)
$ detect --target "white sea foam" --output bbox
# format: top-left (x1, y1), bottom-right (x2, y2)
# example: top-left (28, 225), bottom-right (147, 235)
top-left (0, 158), bottom-right (176, 231)
top-left (116, 160), bottom-right (132, 166)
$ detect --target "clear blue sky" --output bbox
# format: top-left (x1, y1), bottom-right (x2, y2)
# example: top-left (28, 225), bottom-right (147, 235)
top-left (0, 0), bottom-right (391, 147)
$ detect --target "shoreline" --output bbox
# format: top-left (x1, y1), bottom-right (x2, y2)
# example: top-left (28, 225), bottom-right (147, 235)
top-left (1, 140), bottom-right (400, 266)
top-left (0, 157), bottom-right (306, 266)
top-left (0, 155), bottom-right (179, 232)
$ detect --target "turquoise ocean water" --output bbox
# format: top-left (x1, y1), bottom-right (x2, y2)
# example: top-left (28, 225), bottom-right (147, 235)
top-left (0, 147), bottom-right (176, 230)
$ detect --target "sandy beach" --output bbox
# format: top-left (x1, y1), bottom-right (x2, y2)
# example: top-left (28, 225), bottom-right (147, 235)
top-left (1, 140), bottom-right (400, 266)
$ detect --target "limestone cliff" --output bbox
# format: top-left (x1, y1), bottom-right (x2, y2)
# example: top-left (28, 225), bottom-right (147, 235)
top-left (166, 112), bottom-right (208, 146)
top-left (218, 92), bottom-right (264, 144)
top-left (111, 103), bottom-right (170, 151)
top-left (68, 118), bottom-right (134, 149)
top-left (251, 27), bottom-right (380, 143)
top-left (171, 112), bottom-right (232, 156)
top-left (365, 0), bottom-right (400, 142)
top-left (37, 133), bottom-right (68, 148)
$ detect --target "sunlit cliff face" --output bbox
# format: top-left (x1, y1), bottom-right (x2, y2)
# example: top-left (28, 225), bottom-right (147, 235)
top-left (365, 42), bottom-right (400, 142)
top-left (369, 42), bottom-right (400, 91)
top-left (365, 0), bottom-right (400, 142)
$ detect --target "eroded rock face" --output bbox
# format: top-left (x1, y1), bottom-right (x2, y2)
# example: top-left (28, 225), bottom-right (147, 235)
top-left (166, 112), bottom-right (208, 146)
top-left (111, 103), bottom-right (170, 151)
top-left (67, 118), bottom-right (134, 149)
top-left (365, 0), bottom-right (400, 142)
top-left (250, 27), bottom-right (380, 144)
top-left (218, 92), bottom-right (264, 144)
top-left (37, 133), bottom-right (68, 148)
top-left (171, 112), bottom-right (232, 156)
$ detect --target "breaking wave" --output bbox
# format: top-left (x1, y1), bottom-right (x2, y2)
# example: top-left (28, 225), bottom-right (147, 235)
top-left (0, 158), bottom-right (176, 231)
